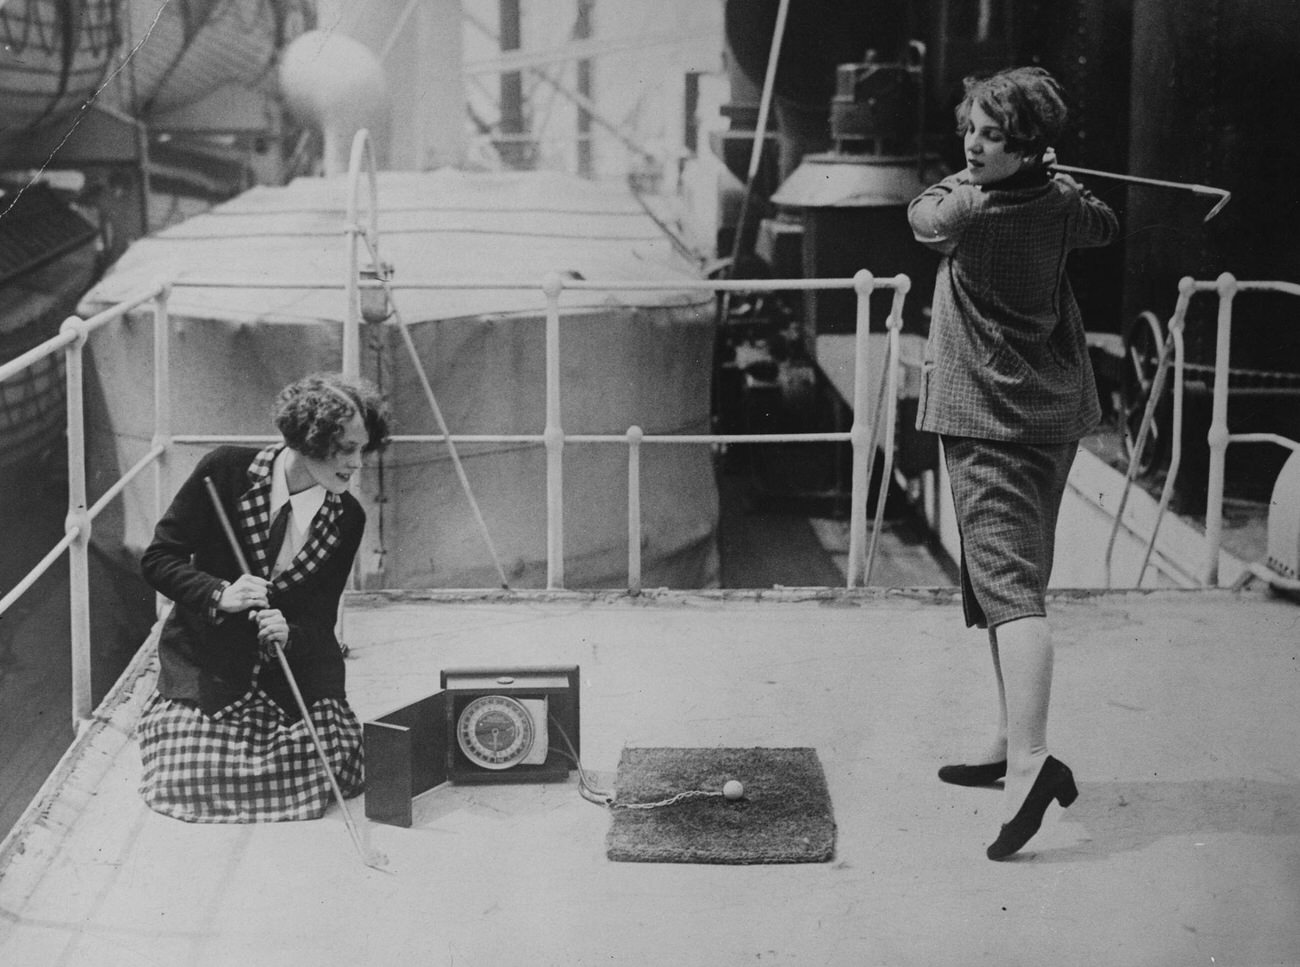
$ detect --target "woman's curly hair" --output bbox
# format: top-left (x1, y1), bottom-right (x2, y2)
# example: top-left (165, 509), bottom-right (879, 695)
top-left (955, 66), bottom-right (1068, 161)
top-left (273, 372), bottom-right (390, 460)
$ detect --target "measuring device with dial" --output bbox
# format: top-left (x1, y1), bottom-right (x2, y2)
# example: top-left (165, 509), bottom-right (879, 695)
top-left (444, 666), bottom-right (579, 781)
top-left (364, 665), bottom-right (580, 825)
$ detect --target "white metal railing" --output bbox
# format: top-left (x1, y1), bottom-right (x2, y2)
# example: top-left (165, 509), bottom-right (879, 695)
top-left (0, 284), bottom-right (170, 727)
top-left (0, 129), bottom-right (914, 729)
top-left (1107, 272), bottom-right (1300, 588)
top-left (332, 127), bottom-right (916, 590)
top-left (160, 271), bottom-right (910, 591)
top-left (0, 273), bottom-right (910, 725)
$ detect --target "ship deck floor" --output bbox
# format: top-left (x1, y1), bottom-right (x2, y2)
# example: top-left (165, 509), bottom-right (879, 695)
top-left (2, 586), bottom-right (1297, 967)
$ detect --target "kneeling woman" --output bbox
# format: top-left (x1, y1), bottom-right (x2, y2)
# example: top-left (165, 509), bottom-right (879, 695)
top-left (138, 372), bottom-right (389, 822)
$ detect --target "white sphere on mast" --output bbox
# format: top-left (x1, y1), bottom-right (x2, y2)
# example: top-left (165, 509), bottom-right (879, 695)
top-left (279, 30), bottom-right (388, 134)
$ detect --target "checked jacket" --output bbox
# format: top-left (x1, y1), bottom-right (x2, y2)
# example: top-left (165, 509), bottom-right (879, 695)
top-left (908, 166), bottom-right (1119, 444)
top-left (142, 444), bottom-right (365, 717)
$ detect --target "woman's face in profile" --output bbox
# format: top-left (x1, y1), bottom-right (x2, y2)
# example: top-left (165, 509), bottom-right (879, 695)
top-left (301, 412), bottom-right (368, 494)
top-left (964, 102), bottom-right (1028, 186)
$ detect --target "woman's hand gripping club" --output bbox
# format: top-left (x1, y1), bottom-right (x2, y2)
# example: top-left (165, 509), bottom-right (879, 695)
top-left (202, 482), bottom-right (288, 654)
top-left (216, 574), bottom-right (288, 653)
top-left (202, 476), bottom-right (388, 871)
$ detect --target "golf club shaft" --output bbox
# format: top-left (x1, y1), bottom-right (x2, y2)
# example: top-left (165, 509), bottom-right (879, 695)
top-left (203, 476), bottom-right (251, 573)
top-left (1051, 164), bottom-right (1231, 221)
top-left (270, 638), bottom-right (373, 864)
top-left (202, 476), bottom-right (376, 866)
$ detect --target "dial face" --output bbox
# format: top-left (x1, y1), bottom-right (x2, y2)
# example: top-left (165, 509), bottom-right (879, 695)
top-left (456, 695), bottom-right (536, 770)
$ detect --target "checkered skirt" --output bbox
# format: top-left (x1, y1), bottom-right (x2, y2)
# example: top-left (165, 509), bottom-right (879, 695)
top-left (138, 672), bottom-right (364, 824)
top-left (943, 435), bottom-right (1078, 630)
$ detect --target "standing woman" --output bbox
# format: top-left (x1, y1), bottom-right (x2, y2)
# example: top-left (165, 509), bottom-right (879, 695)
top-left (908, 67), bottom-right (1118, 859)
top-left (138, 372), bottom-right (389, 822)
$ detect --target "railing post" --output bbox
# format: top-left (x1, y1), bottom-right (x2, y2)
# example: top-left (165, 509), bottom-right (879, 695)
top-left (626, 425), bottom-right (643, 593)
top-left (153, 286), bottom-right (173, 617)
top-left (1203, 271), bottom-right (1238, 586)
top-left (60, 316), bottom-right (93, 728)
top-left (1135, 288), bottom-right (1190, 587)
top-left (343, 221), bottom-right (362, 378)
top-left (846, 270), bottom-right (875, 587)
top-left (543, 272), bottom-right (565, 589)
top-left (343, 233), bottom-right (364, 376)
top-left (342, 129), bottom-right (379, 627)
top-left (865, 277), bottom-right (910, 584)
top-left (1104, 281), bottom-right (1192, 588)
top-left (343, 129), bottom-right (378, 380)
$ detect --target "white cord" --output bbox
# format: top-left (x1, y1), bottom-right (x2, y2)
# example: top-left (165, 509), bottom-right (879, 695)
top-left (610, 789), bottom-right (725, 811)
top-left (550, 717), bottom-right (732, 810)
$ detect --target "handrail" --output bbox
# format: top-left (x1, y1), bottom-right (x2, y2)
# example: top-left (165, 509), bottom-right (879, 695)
top-left (1203, 274), bottom-right (1238, 586)
top-left (852, 272), bottom-right (910, 586)
top-left (9, 157), bottom-right (1297, 743)
top-left (1135, 311), bottom-right (1186, 587)
top-left (0, 282), bottom-right (164, 383)
top-left (1111, 272), bottom-right (1300, 588)
top-left (1, 267), bottom-right (912, 725)
top-left (346, 138), bottom-right (511, 587)
top-left (0, 282), bottom-right (168, 728)
top-left (0, 328), bottom-right (77, 384)
top-left (343, 129), bottom-right (381, 378)
top-left (332, 128), bottom-right (910, 591)
top-left (1199, 274), bottom-right (1300, 586)
top-left (169, 276), bottom-right (868, 292)
top-left (542, 273), bottom-right (566, 588)
top-left (152, 285), bottom-right (171, 618)
top-left (1104, 289), bottom-right (1188, 587)
top-left (1, 136), bottom-right (921, 726)
top-left (341, 231), bottom-right (910, 588)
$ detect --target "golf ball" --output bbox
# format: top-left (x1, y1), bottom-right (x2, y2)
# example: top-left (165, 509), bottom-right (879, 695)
top-left (723, 780), bottom-right (744, 801)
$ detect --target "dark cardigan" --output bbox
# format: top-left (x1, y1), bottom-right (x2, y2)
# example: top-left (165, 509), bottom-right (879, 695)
top-left (141, 445), bottom-right (364, 716)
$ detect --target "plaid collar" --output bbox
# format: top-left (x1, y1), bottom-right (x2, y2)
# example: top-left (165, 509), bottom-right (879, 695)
top-left (235, 445), bottom-right (344, 595)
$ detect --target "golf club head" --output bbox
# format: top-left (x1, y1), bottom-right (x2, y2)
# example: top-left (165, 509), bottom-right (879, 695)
top-left (1204, 190), bottom-right (1232, 222)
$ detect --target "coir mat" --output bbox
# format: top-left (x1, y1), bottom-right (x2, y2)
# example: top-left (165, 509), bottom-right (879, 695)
top-left (605, 747), bottom-right (836, 864)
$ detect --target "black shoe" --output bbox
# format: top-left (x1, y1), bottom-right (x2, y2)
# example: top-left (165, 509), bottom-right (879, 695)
top-left (938, 760), bottom-right (1007, 787)
top-left (986, 756), bottom-right (1078, 861)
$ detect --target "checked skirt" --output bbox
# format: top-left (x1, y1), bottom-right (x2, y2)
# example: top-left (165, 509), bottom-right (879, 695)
top-left (137, 674), bottom-right (364, 824)
top-left (942, 435), bottom-right (1077, 629)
